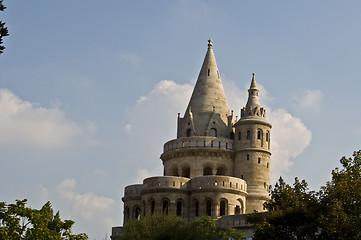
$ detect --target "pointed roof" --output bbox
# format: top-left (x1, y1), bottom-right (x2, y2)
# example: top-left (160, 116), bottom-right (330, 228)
top-left (184, 39), bottom-right (230, 122)
top-left (245, 73), bottom-right (261, 109)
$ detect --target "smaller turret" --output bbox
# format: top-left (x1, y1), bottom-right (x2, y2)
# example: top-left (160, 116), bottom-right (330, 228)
top-left (234, 73), bottom-right (272, 213)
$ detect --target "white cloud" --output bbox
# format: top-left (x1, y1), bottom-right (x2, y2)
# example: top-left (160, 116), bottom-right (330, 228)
top-left (268, 109), bottom-right (312, 183)
top-left (37, 178), bottom-right (117, 240)
top-left (0, 89), bottom-right (81, 147)
top-left (293, 89), bottom-right (322, 111)
top-left (122, 80), bottom-right (193, 182)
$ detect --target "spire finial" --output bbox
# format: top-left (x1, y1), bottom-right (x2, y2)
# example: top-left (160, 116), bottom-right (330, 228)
top-left (208, 39), bottom-right (213, 49)
top-left (250, 72), bottom-right (257, 90)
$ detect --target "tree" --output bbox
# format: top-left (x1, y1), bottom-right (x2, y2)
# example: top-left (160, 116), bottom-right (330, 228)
top-left (0, 0), bottom-right (8, 54)
top-left (248, 177), bottom-right (320, 240)
top-left (121, 215), bottom-right (245, 240)
top-left (121, 214), bottom-right (185, 240)
top-left (0, 199), bottom-right (88, 239)
top-left (248, 150), bottom-right (361, 240)
top-left (318, 150), bottom-right (361, 240)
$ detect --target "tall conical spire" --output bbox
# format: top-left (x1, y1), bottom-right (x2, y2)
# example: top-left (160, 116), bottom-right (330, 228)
top-left (241, 73), bottom-right (266, 119)
top-left (184, 39), bottom-right (230, 123)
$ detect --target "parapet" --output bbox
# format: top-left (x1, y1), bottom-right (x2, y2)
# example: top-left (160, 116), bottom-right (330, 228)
top-left (163, 136), bottom-right (235, 153)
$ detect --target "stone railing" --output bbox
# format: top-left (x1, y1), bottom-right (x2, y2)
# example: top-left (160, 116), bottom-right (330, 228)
top-left (163, 137), bottom-right (235, 153)
top-left (143, 176), bottom-right (190, 190)
top-left (187, 175), bottom-right (247, 192)
top-left (124, 184), bottom-right (143, 197)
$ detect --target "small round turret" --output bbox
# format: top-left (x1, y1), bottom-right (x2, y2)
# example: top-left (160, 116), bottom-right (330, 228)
top-left (234, 73), bottom-right (272, 213)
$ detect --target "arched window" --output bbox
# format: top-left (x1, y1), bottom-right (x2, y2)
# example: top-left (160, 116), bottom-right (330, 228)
top-left (216, 166), bottom-right (226, 175)
top-left (206, 199), bottom-right (212, 216)
top-left (210, 128), bottom-right (217, 137)
top-left (247, 130), bottom-right (251, 139)
top-left (171, 166), bottom-right (179, 176)
top-left (187, 129), bottom-right (191, 137)
top-left (134, 206), bottom-right (141, 220)
top-left (220, 200), bottom-right (226, 216)
top-left (162, 200), bottom-right (169, 215)
top-left (203, 166), bottom-right (212, 176)
top-left (195, 200), bottom-right (199, 217)
top-left (234, 206), bottom-right (240, 215)
top-left (182, 166), bottom-right (190, 178)
top-left (247, 154), bottom-right (250, 160)
top-left (266, 132), bottom-right (269, 141)
top-left (150, 200), bottom-right (155, 215)
top-left (257, 130), bottom-right (261, 140)
top-left (176, 200), bottom-right (182, 217)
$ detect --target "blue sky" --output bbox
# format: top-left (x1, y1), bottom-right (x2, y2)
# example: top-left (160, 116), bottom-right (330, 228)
top-left (1, 1), bottom-right (361, 239)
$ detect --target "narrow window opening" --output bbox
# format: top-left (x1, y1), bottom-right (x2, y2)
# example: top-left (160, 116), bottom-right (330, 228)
top-left (187, 129), bottom-right (191, 137)
top-left (203, 166), bottom-right (212, 176)
top-left (247, 154), bottom-right (250, 160)
top-left (150, 200), bottom-right (155, 215)
top-left (210, 128), bottom-right (217, 137)
top-left (235, 206), bottom-right (240, 215)
top-left (257, 130), bottom-right (261, 140)
top-left (258, 158), bottom-right (261, 164)
top-left (220, 201), bottom-right (226, 216)
top-left (247, 130), bottom-right (251, 139)
top-left (135, 207), bottom-right (141, 220)
top-left (208, 69), bottom-right (210, 76)
top-left (176, 201), bottom-right (182, 217)
top-left (206, 200), bottom-right (212, 216)
top-left (238, 131), bottom-right (241, 140)
top-left (162, 200), bottom-right (169, 215)
top-left (267, 162), bottom-right (269, 168)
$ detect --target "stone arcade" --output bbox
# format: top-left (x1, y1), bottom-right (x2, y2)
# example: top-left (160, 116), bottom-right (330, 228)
top-left (111, 40), bottom-right (272, 239)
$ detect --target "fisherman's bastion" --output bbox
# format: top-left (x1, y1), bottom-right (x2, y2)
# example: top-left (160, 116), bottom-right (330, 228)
top-left (112, 39), bottom-right (272, 239)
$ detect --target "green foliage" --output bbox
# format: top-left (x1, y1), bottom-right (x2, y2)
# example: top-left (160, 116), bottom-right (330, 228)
top-left (121, 215), bottom-right (245, 240)
top-left (0, 199), bottom-right (88, 240)
top-left (318, 150), bottom-right (361, 240)
top-left (248, 177), bottom-right (320, 240)
top-left (0, 0), bottom-right (9, 54)
top-left (248, 150), bottom-right (361, 240)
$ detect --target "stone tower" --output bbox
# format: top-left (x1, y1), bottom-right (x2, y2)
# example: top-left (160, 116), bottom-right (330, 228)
top-left (118, 40), bottom-right (272, 230)
top-left (234, 73), bottom-right (272, 213)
